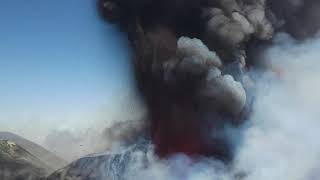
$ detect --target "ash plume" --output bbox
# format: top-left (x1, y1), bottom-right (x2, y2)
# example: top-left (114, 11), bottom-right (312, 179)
top-left (96, 0), bottom-right (320, 179)
top-left (98, 0), bottom-right (270, 160)
top-left (268, 0), bottom-right (320, 39)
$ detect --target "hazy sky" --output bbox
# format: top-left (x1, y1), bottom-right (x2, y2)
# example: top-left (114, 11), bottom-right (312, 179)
top-left (0, 0), bottom-right (134, 142)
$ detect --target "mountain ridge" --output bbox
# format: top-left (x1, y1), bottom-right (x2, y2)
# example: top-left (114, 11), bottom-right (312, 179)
top-left (0, 140), bottom-right (48, 180)
top-left (0, 131), bottom-right (67, 170)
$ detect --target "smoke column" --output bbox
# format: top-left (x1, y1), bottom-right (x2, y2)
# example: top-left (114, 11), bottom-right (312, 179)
top-left (97, 0), bottom-right (320, 179)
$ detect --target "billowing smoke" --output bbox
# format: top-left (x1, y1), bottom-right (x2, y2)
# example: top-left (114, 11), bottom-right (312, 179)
top-left (79, 33), bottom-right (320, 180)
top-left (96, 0), bottom-right (320, 179)
top-left (98, 0), bottom-right (269, 160)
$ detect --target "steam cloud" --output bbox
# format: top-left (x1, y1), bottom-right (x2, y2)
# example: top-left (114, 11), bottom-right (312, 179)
top-left (97, 0), bottom-right (320, 179)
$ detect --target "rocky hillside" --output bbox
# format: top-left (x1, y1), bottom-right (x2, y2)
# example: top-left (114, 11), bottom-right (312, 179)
top-left (46, 141), bottom-right (151, 180)
top-left (0, 132), bottom-right (67, 170)
top-left (0, 140), bottom-right (49, 180)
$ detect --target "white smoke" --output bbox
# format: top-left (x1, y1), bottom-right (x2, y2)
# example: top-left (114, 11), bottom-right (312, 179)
top-left (42, 92), bottom-right (146, 162)
top-left (232, 33), bottom-right (320, 180)
top-left (131, 154), bottom-right (231, 180)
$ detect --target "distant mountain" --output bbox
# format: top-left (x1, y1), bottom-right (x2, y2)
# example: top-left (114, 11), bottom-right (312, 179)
top-left (0, 132), bottom-right (67, 170)
top-left (0, 140), bottom-right (48, 180)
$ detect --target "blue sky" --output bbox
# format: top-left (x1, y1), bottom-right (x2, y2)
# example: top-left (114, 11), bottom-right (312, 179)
top-left (0, 0), bottom-right (134, 141)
